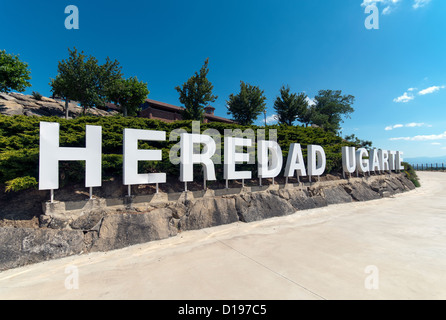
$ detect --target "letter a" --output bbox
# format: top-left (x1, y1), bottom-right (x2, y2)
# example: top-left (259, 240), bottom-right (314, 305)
top-left (364, 5), bottom-right (379, 30)
top-left (65, 5), bottom-right (79, 30)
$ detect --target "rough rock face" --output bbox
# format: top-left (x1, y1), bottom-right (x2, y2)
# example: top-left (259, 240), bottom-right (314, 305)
top-left (0, 173), bottom-right (416, 271)
top-left (235, 191), bottom-right (297, 223)
top-left (0, 92), bottom-right (118, 118)
top-left (89, 208), bottom-right (178, 252)
top-left (179, 197), bottom-right (240, 231)
top-left (0, 228), bottom-right (84, 271)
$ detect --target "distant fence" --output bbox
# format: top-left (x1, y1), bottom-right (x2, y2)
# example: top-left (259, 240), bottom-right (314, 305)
top-left (410, 163), bottom-right (446, 171)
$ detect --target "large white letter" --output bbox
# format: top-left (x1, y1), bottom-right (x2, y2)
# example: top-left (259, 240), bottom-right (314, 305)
top-left (180, 133), bottom-right (216, 182)
top-left (258, 140), bottom-right (283, 178)
top-left (224, 137), bottom-right (252, 180)
top-left (284, 143), bottom-right (307, 177)
top-left (356, 148), bottom-right (370, 173)
top-left (307, 145), bottom-right (326, 177)
top-left (342, 146), bottom-right (356, 174)
top-left (369, 149), bottom-right (381, 172)
top-left (388, 150), bottom-right (397, 171)
top-left (396, 151), bottom-right (404, 170)
top-left (39, 122), bottom-right (101, 190)
top-left (378, 149), bottom-right (390, 171)
top-left (123, 129), bottom-right (166, 186)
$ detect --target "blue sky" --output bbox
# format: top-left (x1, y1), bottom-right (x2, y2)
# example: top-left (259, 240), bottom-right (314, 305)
top-left (1, 0), bottom-right (445, 159)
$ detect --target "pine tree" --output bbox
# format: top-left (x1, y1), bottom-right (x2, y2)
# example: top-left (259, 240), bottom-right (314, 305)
top-left (226, 81), bottom-right (267, 126)
top-left (274, 85), bottom-right (309, 126)
top-left (312, 90), bottom-right (355, 133)
top-left (0, 50), bottom-right (31, 93)
top-left (106, 77), bottom-right (149, 117)
top-left (50, 47), bottom-right (122, 116)
top-left (175, 58), bottom-right (218, 121)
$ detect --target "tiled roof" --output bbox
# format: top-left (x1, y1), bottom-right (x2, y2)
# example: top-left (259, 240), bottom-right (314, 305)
top-left (142, 99), bottom-right (235, 123)
top-left (144, 99), bottom-right (184, 112)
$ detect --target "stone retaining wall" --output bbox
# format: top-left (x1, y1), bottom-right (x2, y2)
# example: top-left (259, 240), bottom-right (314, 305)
top-left (0, 173), bottom-right (416, 271)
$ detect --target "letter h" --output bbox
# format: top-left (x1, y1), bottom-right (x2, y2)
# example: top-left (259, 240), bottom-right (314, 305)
top-left (39, 122), bottom-right (102, 190)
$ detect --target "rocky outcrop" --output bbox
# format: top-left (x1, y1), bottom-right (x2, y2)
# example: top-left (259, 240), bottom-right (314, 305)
top-left (0, 92), bottom-right (118, 118)
top-left (0, 173), bottom-right (416, 271)
top-left (89, 208), bottom-right (179, 252)
top-left (179, 197), bottom-right (240, 231)
top-left (0, 227), bottom-right (84, 271)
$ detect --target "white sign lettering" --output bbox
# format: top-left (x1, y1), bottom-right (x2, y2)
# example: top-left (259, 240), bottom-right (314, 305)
top-left (38, 122), bottom-right (405, 191)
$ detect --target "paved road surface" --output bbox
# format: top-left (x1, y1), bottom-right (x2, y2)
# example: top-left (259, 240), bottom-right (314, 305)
top-left (0, 171), bottom-right (445, 300)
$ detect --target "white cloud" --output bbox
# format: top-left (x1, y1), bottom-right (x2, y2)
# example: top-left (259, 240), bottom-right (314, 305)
top-left (418, 85), bottom-right (445, 95)
top-left (393, 84), bottom-right (445, 103)
top-left (431, 142), bottom-right (441, 145)
top-left (361, 0), bottom-right (401, 7)
top-left (360, 0), bottom-right (401, 15)
top-left (305, 97), bottom-right (316, 106)
top-left (382, 6), bottom-right (392, 14)
top-left (393, 92), bottom-right (414, 103)
top-left (265, 114), bottom-right (278, 124)
top-left (362, 0), bottom-right (431, 14)
top-left (413, 0), bottom-right (431, 9)
top-left (390, 131), bottom-right (446, 141)
top-left (385, 124), bottom-right (404, 131)
top-left (406, 122), bottom-right (425, 127)
top-left (385, 122), bottom-right (427, 130)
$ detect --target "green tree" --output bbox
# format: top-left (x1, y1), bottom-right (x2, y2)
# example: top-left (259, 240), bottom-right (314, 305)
top-left (312, 90), bottom-right (355, 133)
top-left (227, 81), bottom-right (267, 126)
top-left (345, 134), bottom-right (372, 149)
top-left (50, 73), bottom-right (72, 119)
top-left (175, 58), bottom-right (218, 121)
top-left (0, 50), bottom-right (31, 93)
top-left (97, 56), bottom-right (123, 107)
top-left (274, 85), bottom-right (309, 126)
top-left (50, 47), bottom-right (122, 116)
top-left (107, 77), bottom-right (149, 117)
top-left (297, 104), bottom-right (314, 127)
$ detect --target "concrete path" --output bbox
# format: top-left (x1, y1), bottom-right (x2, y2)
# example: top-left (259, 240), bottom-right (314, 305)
top-left (0, 172), bottom-right (445, 300)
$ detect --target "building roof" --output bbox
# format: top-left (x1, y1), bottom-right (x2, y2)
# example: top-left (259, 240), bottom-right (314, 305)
top-left (144, 99), bottom-right (184, 112)
top-left (142, 98), bottom-right (235, 123)
top-left (105, 103), bottom-right (121, 111)
top-left (205, 113), bottom-right (235, 123)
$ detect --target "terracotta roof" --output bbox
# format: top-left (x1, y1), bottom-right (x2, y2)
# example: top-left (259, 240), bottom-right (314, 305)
top-left (144, 99), bottom-right (184, 112)
top-left (205, 113), bottom-right (235, 123)
top-left (142, 98), bottom-right (235, 123)
top-left (105, 103), bottom-right (121, 111)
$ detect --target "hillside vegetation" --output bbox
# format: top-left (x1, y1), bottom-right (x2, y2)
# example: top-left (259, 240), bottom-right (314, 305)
top-left (0, 114), bottom-right (359, 192)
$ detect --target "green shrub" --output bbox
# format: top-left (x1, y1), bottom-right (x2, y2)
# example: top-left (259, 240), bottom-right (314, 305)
top-left (5, 176), bottom-right (38, 192)
top-left (32, 91), bottom-right (42, 100)
top-left (102, 154), bottom-right (123, 180)
top-left (403, 162), bottom-right (421, 188)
